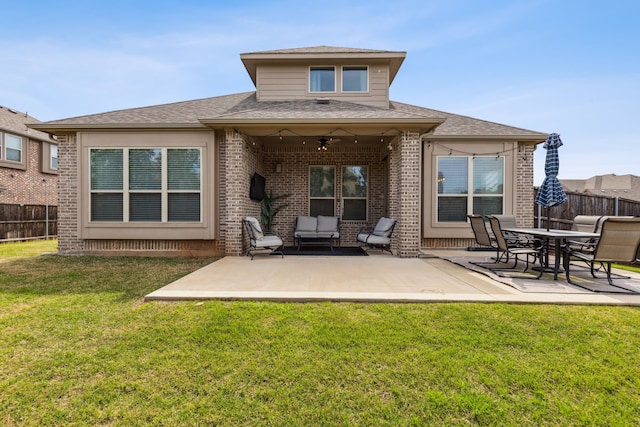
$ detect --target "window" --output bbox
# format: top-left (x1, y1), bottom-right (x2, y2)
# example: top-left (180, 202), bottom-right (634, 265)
top-left (342, 166), bottom-right (367, 220)
top-left (4, 133), bottom-right (22, 162)
top-left (437, 156), bottom-right (504, 222)
top-left (342, 66), bottom-right (368, 92)
top-left (309, 66), bottom-right (335, 92)
top-left (40, 142), bottom-right (58, 174)
top-left (50, 144), bottom-right (58, 169)
top-left (90, 148), bottom-right (201, 222)
top-left (309, 165), bottom-right (335, 216)
top-left (1, 132), bottom-right (27, 169)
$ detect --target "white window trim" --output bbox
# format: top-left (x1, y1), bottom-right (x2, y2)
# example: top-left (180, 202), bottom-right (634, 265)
top-left (436, 156), bottom-right (505, 222)
top-left (308, 66), bottom-right (336, 94)
top-left (89, 147), bottom-right (202, 223)
top-left (41, 142), bottom-right (58, 174)
top-left (341, 65), bottom-right (369, 93)
top-left (50, 144), bottom-right (58, 170)
top-left (0, 132), bottom-right (27, 169)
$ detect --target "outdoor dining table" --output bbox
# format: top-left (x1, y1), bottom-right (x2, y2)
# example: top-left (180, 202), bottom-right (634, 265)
top-left (502, 227), bottom-right (600, 280)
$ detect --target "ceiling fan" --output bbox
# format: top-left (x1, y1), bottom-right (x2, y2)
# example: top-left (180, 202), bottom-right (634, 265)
top-left (316, 136), bottom-right (340, 151)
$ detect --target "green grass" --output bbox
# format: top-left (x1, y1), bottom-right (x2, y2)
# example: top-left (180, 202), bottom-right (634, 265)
top-left (2, 241), bottom-right (640, 425)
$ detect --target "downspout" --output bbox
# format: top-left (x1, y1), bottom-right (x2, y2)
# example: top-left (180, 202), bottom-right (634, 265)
top-left (417, 131), bottom-right (433, 253)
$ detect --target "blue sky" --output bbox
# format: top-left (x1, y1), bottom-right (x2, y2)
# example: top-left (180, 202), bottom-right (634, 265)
top-left (2, 0), bottom-right (638, 184)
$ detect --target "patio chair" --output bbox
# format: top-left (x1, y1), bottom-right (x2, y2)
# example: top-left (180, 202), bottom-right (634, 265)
top-left (564, 217), bottom-right (640, 290)
top-left (486, 215), bottom-right (544, 278)
top-left (566, 215), bottom-right (602, 252)
top-left (467, 214), bottom-right (507, 265)
top-left (356, 217), bottom-right (397, 253)
top-left (243, 216), bottom-right (284, 260)
top-left (492, 214), bottom-right (536, 247)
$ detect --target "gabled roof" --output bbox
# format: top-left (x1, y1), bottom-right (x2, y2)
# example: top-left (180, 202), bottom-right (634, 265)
top-left (240, 45), bottom-right (406, 86)
top-left (29, 91), bottom-right (546, 141)
top-left (0, 105), bottom-right (55, 143)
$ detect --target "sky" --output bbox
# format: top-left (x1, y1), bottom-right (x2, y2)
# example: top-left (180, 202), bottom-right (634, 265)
top-left (2, 0), bottom-right (638, 185)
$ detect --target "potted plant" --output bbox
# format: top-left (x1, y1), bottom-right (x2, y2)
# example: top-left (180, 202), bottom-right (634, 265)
top-left (260, 190), bottom-right (289, 234)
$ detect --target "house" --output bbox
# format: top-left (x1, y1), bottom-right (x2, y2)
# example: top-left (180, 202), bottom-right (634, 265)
top-left (29, 46), bottom-right (547, 257)
top-left (0, 106), bottom-right (58, 205)
top-left (561, 174), bottom-right (640, 202)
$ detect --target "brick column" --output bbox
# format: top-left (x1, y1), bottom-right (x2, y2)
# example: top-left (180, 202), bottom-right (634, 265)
top-left (56, 133), bottom-right (83, 254)
top-left (396, 131), bottom-right (421, 257)
top-left (515, 143), bottom-right (536, 227)
top-left (223, 130), bottom-right (246, 256)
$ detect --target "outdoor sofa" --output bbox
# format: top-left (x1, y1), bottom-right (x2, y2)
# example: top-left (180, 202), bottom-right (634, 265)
top-left (293, 215), bottom-right (340, 250)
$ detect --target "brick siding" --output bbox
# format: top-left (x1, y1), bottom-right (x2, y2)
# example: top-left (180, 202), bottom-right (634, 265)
top-left (0, 138), bottom-right (57, 205)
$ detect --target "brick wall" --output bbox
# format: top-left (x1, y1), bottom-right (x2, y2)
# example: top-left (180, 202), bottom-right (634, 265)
top-left (56, 134), bottom-right (82, 254)
top-left (0, 139), bottom-right (57, 205)
top-left (396, 132), bottom-right (421, 257)
top-left (259, 143), bottom-right (387, 248)
top-left (223, 131), bottom-right (264, 256)
top-left (515, 143), bottom-right (536, 227)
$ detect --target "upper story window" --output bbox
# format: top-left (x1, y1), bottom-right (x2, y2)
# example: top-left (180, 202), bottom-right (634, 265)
top-left (342, 66), bottom-right (368, 92)
top-left (41, 142), bottom-right (58, 174)
top-left (309, 66), bottom-right (335, 92)
top-left (50, 144), bottom-right (58, 169)
top-left (0, 132), bottom-right (26, 169)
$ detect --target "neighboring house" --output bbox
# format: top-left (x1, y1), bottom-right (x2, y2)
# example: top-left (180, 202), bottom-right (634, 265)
top-left (0, 106), bottom-right (58, 205)
top-left (29, 46), bottom-right (547, 257)
top-left (561, 174), bottom-right (640, 202)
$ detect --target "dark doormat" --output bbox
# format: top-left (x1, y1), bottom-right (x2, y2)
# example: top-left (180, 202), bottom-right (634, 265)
top-left (276, 246), bottom-right (369, 256)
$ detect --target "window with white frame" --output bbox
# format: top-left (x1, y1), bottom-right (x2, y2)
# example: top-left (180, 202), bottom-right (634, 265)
top-left (1, 132), bottom-right (23, 163)
top-left (90, 147), bottom-right (201, 222)
top-left (50, 144), bottom-right (58, 170)
top-left (309, 66), bottom-right (335, 92)
top-left (342, 66), bottom-right (368, 92)
top-left (342, 166), bottom-right (367, 220)
top-left (309, 165), bottom-right (335, 216)
top-left (436, 156), bottom-right (504, 222)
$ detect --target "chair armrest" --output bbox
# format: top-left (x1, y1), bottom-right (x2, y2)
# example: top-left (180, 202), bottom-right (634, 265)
top-left (567, 239), bottom-right (597, 254)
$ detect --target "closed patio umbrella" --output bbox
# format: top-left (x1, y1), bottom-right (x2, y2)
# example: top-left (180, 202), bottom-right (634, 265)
top-left (535, 133), bottom-right (567, 230)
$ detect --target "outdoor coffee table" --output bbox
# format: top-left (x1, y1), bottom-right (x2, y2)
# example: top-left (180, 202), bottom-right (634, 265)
top-left (296, 232), bottom-right (335, 252)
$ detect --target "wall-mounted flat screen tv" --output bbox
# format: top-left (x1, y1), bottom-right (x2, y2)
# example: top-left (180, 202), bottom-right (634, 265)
top-left (249, 172), bottom-right (266, 201)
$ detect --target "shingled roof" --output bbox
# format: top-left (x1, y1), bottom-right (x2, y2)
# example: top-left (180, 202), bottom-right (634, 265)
top-left (31, 92), bottom-right (546, 139)
top-left (0, 105), bottom-right (54, 142)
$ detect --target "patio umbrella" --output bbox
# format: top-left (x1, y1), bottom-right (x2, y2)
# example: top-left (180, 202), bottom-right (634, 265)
top-left (535, 133), bottom-right (568, 230)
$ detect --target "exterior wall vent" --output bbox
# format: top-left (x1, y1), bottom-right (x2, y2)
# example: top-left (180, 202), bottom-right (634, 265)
top-left (315, 98), bottom-right (330, 104)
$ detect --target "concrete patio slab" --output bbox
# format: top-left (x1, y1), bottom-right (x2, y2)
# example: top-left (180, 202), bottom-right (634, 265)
top-left (145, 250), bottom-right (640, 305)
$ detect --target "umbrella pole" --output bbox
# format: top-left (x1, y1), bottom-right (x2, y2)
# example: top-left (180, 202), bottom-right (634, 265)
top-left (547, 206), bottom-right (551, 231)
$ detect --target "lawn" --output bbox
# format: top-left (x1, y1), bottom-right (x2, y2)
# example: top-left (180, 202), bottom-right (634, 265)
top-left (2, 240), bottom-right (640, 426)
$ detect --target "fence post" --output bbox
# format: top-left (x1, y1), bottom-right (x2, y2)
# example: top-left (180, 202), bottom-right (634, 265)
top-left (45, 204), bottom-right (49, 240)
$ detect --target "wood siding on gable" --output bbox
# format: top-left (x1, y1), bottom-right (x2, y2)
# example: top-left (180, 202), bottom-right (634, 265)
top-left (255, 62), bottom-right (390, 108)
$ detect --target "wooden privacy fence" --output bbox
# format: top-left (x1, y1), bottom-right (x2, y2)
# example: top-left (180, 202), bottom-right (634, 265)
top-left (0, 203), bottom-right (58, 242)
top-left (533, 190), bottom-right (640, 230)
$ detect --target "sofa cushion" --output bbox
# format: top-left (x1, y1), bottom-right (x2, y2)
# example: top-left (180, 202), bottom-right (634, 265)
top-left (245, 216), bottom-right (264, 240)
top-left (317, 215), bottom-right (339, 232)
top-left (373, 217), bottom-right (396, 237)
top-left (296, 216), bottom-right (318, 232)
